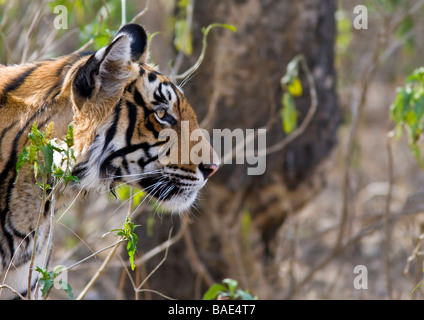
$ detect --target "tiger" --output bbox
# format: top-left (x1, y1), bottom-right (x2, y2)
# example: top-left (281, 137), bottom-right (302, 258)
top-left (0, 24), bottom-right (219, 299)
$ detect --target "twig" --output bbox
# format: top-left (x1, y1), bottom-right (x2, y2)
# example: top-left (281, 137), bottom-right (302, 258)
top-left (183, 225), bottom-right (215, 287)
top-left (68, 239), bottom-right (125, 271)
top-left (125, 218), bottom-right (187, 268)
top-left (169, 0), bottom-right (194, 79)
top-left (136, 227), bottom-right (174, 291)
top-left (220, 54), bottom-right (316, 166)
top-left (27, 176), bottom-right (49, 299)
top-left (117, 227), bottom-right (177, 300)
top-left (265, 55), bottom-right (318, 156)
top-left (173, 23), bottom-right (232, 82)
top-left (199, 84), bottom-right (220, 130)
top-left (76, 239), bottom-right (125, 300)
top-left (404, 226), bottom-right (424, 299)
top-left (129, 0), bottom-right (151, 24)
top-left (0, 231), bottom-right (34, 299)
top-left (33, 193), bottom-right (57, 299)
top-left (0, 285), bottom-right (26, 300)
top-left (21, 9), bottom-right (42, 64)
top-left (383, 132), bottom-right (395, 299)
top-left (285, 8), bottom-right (394, 298)
top-left (121, 0), bottom-right (127, 27)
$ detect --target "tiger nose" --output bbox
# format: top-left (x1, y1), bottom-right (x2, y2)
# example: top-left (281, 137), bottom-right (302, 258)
top-left (199, 163), bottom-right (219, 180)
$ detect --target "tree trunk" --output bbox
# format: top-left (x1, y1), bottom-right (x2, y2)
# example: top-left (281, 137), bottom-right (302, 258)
top-left (125, 0), bottom-right (340, 300)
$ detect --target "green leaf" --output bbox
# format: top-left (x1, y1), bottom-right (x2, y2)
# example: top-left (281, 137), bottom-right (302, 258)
top-left (202, 283), bottom-right (227, 300)
top-left (16, 147), bottom-right (29, 173)
top-left (39, 278), bottom-right (54, 297)
top-left (235, 289), bottom-right (256, 300)
top-left (287, 77), bottom-right (303, 97)
top-left (410, 143), bottom-right (423, 169)
top-left (43, 144), bottom-right (54, 174)
top-left (202, 23), bottom-right (237, 37)
top-left (223, 278), bottom-right (238, 294)
top-left (174, 19), bottom-right (193, 56)
top-left (59, 280), bottom-right (74, 300)
top-left (33, 161), bottom-right (39, 179)
top-left (65, 124), bottom-right (74, 148)
top-left (281, 92), bottom-right (298, 134)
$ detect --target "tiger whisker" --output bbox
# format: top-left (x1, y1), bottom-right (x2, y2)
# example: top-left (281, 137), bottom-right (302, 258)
top-left (103, 173), bottom-right (162, 195)
top-left (108, 183), bottom-right (160, 217)
top-left (103, 169), bottom-right (163, 180)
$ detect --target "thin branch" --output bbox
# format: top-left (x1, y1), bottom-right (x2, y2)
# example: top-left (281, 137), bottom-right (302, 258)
top-left (123, 218), bottom-right (187, 268)
top-left (172, 23), bottom-right (234, 82)
top-left (221, 54), bottom-right (317, 165)
top-left (121, 0), bottom-right (127, 27)
top-left (117, 228), bottom-right (177, 300)
top-left (183, 226), bottom-right (215, 287)
top-left (75, 238), bottom-right (125, 300)
top-left (265, 55), bottom-right (318, 156)
top-left (169, 0), bottom-right (194, 79)
top-left (129, 0), bottom-right (151, 24)
top-left (68, 239), bottom-right (125, 271)
top-left (383, 132), bottom-right (394, 299)
top-left (27, 176), bottom-right (49, 299)
top-left (285, 7), bottom-right (396, 298)
top-left (0, 285), bottom-right (26, 300)
top-left (80, 218), bottom-right (188, 271)
top-left (21, 9), bottom-right (42, 64)
top-left (136, 227), bottom-right (174, 291)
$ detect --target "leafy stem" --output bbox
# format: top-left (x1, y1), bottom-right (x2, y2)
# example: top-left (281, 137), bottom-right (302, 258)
top-left (105, 217), bottom-right (140, 271)
top-left (16, 122), bottom-right (79, 299)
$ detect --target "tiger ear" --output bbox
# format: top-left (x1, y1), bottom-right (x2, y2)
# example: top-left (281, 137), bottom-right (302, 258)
top-left (115, 24), bottom-right (149, 63)
top-left (73, 24), bottom-right (148, 100)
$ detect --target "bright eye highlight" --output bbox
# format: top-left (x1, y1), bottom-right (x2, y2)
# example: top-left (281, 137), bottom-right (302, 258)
top-left (156, 109), bottom-right (166, 119)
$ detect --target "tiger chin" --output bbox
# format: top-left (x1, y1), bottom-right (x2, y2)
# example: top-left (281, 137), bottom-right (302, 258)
top-left (0, 24), bottom-right (218, 299)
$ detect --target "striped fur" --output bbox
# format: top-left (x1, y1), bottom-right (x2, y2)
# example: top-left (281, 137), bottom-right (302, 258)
top-left (0, 24), bottom-right (218, 299)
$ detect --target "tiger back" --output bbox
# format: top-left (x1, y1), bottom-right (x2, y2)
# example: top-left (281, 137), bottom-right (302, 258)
top-left (0, 24), bottom-right (219, 299)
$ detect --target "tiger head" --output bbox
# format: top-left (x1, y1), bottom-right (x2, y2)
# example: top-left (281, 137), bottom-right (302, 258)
top-left (69, 24), bottom-right (219, 213)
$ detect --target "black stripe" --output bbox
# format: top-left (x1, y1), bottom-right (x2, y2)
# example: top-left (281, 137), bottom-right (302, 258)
top-left (0, 65), bottom-right (40, 107)
top-left (0, 104), bottom-right (48, 256)
top-left (103, 100), bottom-right (122, 152)
top-left (122, 157), bottom-right (129, 173)
top-left (126, 101), bottom-right (138, 146)
top-left (71, 161), bottom-right (88, 180)
top-left (158, 83), bottom-right (168, 102)
top-left (126, 79), bottom-right (137, 93)
top-left (137, 154), bottom-right (159, 169)
top-left (100, 142), bottom-right (152, 174)
top-left (170, 83), bottom-right (181, 116)
top-left (0, 122), bottom-right (16, 160)
top-left (133, 89), bottom-right (159, 138)
top-left (148, 72), bottom-right (157, 82)
top-left (153, 84), bottom-right (167, 105)
top-left (134, 88), bottom-right (147, 109)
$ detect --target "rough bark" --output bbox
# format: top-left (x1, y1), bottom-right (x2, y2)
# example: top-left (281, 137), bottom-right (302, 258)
top-left (125, 0), bottom-right (340, 300)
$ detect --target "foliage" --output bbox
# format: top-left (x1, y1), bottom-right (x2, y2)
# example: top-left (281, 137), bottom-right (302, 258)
top-left (16, 122), bottom-right (79, 192)
top-left (173, 0), bottom-right (193, 56)
top-left (114, 184), bottom-right (145, 210)
top-left (36, 266), bottom-right (74, 300)
top-left (203, 278), bottom-right (257, 300)
top-left (16, 122), bottom-right (79, 299)
top-left (390, 67), bottom-right (424, 167)
top-left (48, 0), bottom-right (124, 50)
top-left (108, 217), bottom-right (140, 271)
top-left (280, 55), bottom-right (304, 134)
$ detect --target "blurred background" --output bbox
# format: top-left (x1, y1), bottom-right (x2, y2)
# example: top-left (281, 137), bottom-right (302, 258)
top-left (2, 0), bottom-right (424, 299)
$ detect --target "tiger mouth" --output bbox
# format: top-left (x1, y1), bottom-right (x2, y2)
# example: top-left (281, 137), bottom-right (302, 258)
top-left (135, 175), bottom-right (200, 211)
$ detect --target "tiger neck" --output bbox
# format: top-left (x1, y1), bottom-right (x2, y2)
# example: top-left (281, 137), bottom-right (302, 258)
top-left (0, 52), bottom-right (92, 141)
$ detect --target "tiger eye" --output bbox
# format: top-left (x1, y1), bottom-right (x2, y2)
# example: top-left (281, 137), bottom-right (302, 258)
top-left (156, 109), bottom-right (166, 119)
